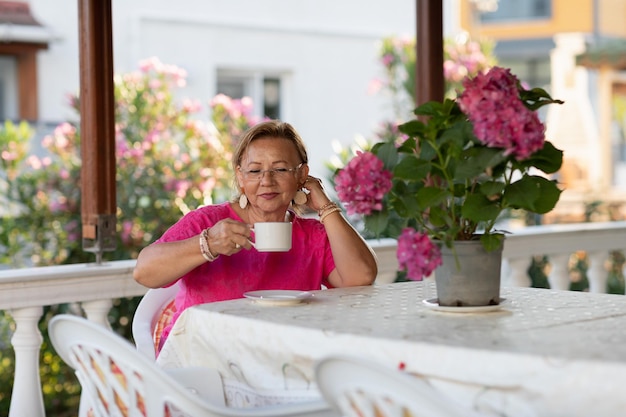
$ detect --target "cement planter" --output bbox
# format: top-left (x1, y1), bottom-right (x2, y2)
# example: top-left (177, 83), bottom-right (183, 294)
top-left (435, 239), bottom-right (504, 307)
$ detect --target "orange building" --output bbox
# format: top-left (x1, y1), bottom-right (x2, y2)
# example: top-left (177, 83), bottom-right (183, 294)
top-left (459, 0), bottom-right (626, 221)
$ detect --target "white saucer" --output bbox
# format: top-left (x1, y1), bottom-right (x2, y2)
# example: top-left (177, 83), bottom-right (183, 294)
top-left (422, 297), bottom-right (508, 313)
top-left (243, 290), bottom-right (313, 306)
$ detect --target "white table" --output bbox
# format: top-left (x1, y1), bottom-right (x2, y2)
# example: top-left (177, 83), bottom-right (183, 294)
top-left (156, 281), bottom-right (626, 416)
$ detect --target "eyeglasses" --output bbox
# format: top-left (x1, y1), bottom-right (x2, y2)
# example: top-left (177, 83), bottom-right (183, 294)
top-left (241, 163), bottom-right (303, 181)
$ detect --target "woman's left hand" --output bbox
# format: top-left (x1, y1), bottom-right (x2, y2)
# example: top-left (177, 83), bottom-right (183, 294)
top-left (301, 176), bottom-right (333, 211)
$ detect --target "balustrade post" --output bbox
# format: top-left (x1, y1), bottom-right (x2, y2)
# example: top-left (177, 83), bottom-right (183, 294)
top-left (587, 251), bottom-right (608, 293)
top-left (548, 254), bottom-right (571, 290)
top-left (8, 306), bottom-right (45, 417)
top-left (502, 257), bottom-right (532, 287)
top-left (82, 299), bottom-right (113, 330)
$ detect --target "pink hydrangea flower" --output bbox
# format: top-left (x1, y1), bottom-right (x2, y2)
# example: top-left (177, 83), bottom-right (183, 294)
top-left (457, 67), bottom-right (546, 161)
top-left (335, 151), bottom-right (392, 216)
top-left (397, 228), bottom-right (442, 281)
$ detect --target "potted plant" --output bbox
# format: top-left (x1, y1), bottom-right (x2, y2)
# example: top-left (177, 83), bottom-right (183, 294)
top-left (334, 67), bottom-right (564, 306)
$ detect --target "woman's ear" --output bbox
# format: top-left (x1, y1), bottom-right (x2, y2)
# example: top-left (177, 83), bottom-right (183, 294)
top-left (299, 163), bottom-right (310, 183)
top-left (235, 166), bottom-right (244, 188)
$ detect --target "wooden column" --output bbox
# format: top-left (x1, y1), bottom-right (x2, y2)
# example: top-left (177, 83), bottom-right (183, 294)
top-left (415, 0), bottom-right (444, 106)
top-left (78, 0), bottom-right (117, 262)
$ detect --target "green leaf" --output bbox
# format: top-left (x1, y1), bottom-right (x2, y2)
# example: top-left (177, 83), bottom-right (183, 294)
top-left (519, 87), bottom-right (564, 111)
top-left (528, 177), bottom-right (562, 213)
top-left (461, 193), bottom-right (501, 222)
top-left (389, 192), bottom-right (415, 219)
top-left (419, 139), bottom-right (438, 161)
top-left (397, 137), bottom-right (416, 153)
top-left (416, 186), bottom-right (449, 209)
top-left (480, 233), bottom-right (505, 252)
top-left (428, 206), bottom-right (450, 228)
top-left (394, 155), bottom-right (430, 181)
top-left (504, 175), bottom-right (561, 213)
top-left (372, 141), bottom-right (399, 171)
top-left (363, 211), bottom-right (390, 237)
top-left (524, 140), bottom-right (563, 174)
top-left (413, 101), bottom-right (444, 117)
top-left (455, 147), bottom-right (504, 181)
top-left (478, 180), bottom-right (505, 197)
top-left (398, 119), bottom-right (425, 137)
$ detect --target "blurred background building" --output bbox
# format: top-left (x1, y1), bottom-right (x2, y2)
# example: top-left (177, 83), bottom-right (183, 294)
top-left (460, 0), bottom-right (626, 220)
top-left (2, 0), bottom-right (626, 220)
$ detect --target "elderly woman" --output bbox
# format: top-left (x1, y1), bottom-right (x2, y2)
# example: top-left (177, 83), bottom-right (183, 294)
top-left (134, 120), bottom-right (377, 349)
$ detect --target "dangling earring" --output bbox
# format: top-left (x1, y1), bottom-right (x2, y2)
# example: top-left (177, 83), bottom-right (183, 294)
top-left (239, 193), bottom-right (248, 209)
top-left (293, 189), bottom-right (307, 205)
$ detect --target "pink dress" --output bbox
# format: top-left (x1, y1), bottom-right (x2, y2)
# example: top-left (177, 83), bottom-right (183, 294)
top-left (155, 202), bottom-right (336, 348)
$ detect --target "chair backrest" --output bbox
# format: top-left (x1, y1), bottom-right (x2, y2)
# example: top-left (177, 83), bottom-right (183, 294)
top-left (132, 281), bottom-right (180, 360)
top-left (315, 355), bottom-right (483, 417)
top-left (49, 314), bottom-right (336, 417)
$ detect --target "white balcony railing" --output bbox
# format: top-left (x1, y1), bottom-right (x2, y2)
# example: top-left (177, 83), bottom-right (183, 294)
top-left (1, 221), bottom-right (626, 417)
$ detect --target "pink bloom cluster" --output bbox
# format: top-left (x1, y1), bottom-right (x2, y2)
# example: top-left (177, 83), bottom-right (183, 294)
top-left (444, 38), bottom-right (490, 83)
top-left (397, 228), bottom-right (442, 281)
top-left (457, 67), bottom-right (546, 161)
top-left (210, 94), bottom-right (255, 119)
top-left (335, 151), bottom-right (392, 216)
top-left (138, 56), bottom-right (188, 87)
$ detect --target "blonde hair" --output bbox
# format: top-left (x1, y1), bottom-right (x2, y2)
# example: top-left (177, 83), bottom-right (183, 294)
top-left (232, 120), bottom-right (308, 172)
top-left (231, 120), bottom-right (309, 211)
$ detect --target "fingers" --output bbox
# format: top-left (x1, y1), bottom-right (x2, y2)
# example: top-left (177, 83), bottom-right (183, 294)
top-left (304, 176), bottom-right (323, 188)
top-left (209, 219), bottom-right (252, 255)
top-left (303, 176), bottom-right (331, 208)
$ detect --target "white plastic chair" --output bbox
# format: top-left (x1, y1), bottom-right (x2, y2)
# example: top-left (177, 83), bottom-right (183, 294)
top-left (49, 314), bottom-right (337, 417)
top-left (315, 355), bottom-right (483, 417)
top-left (132, 281), bottom-right (180, 360)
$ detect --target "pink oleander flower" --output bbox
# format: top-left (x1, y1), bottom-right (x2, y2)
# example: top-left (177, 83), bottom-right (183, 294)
top-left (334, 151), bottom-right (392, 216)
top-left (458, 66), bottom-right (546, 161)
top-left (397, 228), bottom-right (442, 281)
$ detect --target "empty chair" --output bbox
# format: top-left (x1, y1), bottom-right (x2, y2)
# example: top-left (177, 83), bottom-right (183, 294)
top-left (49, 314), bottom-right (337, 417)
top-left (132, 281), bottom-right (180, 360)
top-left (315, 355), bottom-right (483, 417)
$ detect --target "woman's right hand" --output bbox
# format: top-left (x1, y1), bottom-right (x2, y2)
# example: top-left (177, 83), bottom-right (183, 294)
top-left (205, 219), bottom-right (253, 255)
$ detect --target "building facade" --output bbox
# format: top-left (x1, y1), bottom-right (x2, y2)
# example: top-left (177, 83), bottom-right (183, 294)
top-left (460, 0), bottom-right (626, 220)
top-left (0, 0), bottom-right (417, 178)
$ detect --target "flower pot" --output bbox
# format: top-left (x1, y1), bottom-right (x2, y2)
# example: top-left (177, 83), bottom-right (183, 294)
top-left (435, 239), bottom-right (503, 307)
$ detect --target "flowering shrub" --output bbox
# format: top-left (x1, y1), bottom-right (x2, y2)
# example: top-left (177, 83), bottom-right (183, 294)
top-left (443, 32), bottom-right (496, 97)
top-left (0, 57), bottom-right (258, 267)
top-left (369, 32), bottom-right (495, 122)
top-left (336, 66), bottom-right (564, 280)
top-left (0, 57), bottom-right (260, 415)
top-left (330, 34), bottom-right (495, 182)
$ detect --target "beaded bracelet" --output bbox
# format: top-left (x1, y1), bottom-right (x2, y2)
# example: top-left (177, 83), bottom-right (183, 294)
top-left (199, 228), bottom-right (218, 262)
top-left (318, 201), bottom-right (338, 217)
top-left (320, 207), bottom-right (342, 224)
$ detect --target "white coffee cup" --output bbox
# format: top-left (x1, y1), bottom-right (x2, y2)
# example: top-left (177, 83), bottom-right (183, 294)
top-left (251, 222), bottom-right (292, 252)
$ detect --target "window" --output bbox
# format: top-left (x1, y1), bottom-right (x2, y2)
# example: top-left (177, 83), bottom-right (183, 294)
top-left (479, 0), bottom-right (551, 23)
top-left (0, 55), bottom-right (18, 121)
top-left (496, 58), bottom-right (551, 119)
top-left (216, 70), bottom-right (284, 120)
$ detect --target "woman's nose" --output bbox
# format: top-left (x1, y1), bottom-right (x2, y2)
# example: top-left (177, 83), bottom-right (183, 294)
top-left (259, 170), bottom-right (277, 183)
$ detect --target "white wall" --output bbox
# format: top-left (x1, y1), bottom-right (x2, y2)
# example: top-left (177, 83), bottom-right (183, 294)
top-left (29, 0), bottom-right (416, 178)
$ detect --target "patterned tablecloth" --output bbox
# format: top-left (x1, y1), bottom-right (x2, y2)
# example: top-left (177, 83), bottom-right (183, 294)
top-left (156, 281), bottom-right (626, 416)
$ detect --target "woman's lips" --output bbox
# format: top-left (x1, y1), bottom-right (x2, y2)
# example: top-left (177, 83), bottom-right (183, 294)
top-left (259, 192), bottom-right (279, 200)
